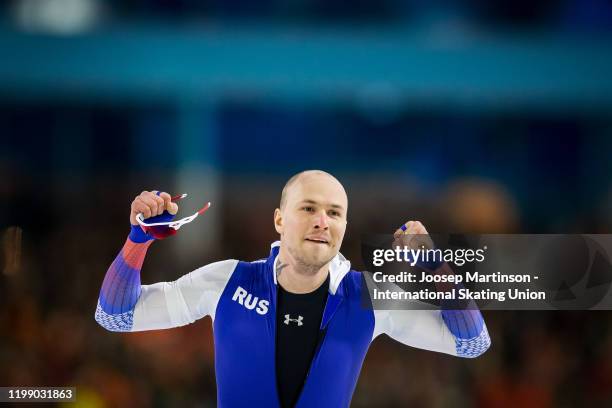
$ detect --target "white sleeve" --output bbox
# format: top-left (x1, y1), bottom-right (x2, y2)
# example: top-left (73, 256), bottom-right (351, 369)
top-left (372, 307), bottom-right (458, 356)
top-left (366, 270), bottom-right (491, 357)
top-left (131, 259), bottom-right (239, 331)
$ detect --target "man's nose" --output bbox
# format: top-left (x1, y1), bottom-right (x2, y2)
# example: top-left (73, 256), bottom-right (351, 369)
top-left (313, 211), bottom-right (329, 230)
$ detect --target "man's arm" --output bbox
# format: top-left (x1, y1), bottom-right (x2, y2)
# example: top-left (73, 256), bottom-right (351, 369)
top-left (94, 190), bottom-right (237, 332)
top-left (94, 236), bottom-right (238, 332)
top-left (371, 291), bottom-right (491, 358)
top-left (94, 235), bottom-right (151, 332)
top-left (371, 221), bottom-right (491, 358)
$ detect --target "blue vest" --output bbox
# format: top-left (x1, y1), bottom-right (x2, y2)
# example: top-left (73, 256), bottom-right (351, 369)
top-left (213, 245), bottom-right (375, 407)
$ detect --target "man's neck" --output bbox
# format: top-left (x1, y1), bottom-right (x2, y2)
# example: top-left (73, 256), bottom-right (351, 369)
top-left (276, 251), bottom-right (330, 294)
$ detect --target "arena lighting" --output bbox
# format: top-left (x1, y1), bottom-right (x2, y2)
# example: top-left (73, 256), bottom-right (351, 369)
top-left (12, 0), bottom-right (104, 34)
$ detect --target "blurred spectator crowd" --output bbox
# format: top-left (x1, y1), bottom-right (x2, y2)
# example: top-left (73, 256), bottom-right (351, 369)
top-left (1, 0), bottom-right (612, 406)
top-left (2, 130), bottom-right (612, 406)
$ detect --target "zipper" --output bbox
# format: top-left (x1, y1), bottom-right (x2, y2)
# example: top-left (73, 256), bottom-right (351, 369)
top-left (293, 291), bottom-right (343, 407)
top-left (272, 280), bottom-right (282, 407)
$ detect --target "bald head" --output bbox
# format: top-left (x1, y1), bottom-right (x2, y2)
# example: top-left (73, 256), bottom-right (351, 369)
top-left (274, 170), bottom-right (348, 271)
top-left (279, 170), bottom-right (347, 211)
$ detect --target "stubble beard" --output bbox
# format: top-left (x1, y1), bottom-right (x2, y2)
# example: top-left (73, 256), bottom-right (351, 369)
top-left (288, 242), bottom-right (335, 276)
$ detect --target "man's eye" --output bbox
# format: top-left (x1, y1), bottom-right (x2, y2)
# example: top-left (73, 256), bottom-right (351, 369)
top-left (303, 206), bottom-right (315, 212)
top-left (329, 210), bottom-right (340, 217)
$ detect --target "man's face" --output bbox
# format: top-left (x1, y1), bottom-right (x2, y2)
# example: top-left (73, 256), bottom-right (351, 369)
top-left (275, 174), bottom-right (348, 270)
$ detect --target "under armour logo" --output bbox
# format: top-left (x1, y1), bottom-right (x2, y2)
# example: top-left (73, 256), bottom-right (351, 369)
top-left (284, 314), bottom-right (304, 326)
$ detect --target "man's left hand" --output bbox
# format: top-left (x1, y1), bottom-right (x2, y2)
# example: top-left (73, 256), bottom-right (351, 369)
top-left (393, 221), bottom-right (434, 251)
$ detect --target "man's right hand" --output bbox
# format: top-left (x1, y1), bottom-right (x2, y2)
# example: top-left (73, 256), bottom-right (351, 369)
top-left (130, 191), bottom-right (179, 226)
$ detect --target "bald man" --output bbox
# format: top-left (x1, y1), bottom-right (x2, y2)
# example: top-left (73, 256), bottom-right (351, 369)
top-left (95, 170), bottom-right (490, 408)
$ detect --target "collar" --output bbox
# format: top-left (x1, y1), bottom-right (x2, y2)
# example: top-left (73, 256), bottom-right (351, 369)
top-left (267, 241), bottom-right (351, 295)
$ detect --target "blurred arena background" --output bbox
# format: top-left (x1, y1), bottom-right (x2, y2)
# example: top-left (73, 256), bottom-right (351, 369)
top-left (2, 0), bottom-right (612, 407)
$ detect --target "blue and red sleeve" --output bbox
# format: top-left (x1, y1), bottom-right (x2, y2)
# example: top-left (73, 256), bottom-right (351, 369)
top-left (95, 211), bottom-right (174, 331)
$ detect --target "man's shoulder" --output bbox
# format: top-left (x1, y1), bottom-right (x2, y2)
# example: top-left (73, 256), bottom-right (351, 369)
top-left (230, 258), bottom-right (273, 278)
top-left (327, 269), bottom-right (367, 300)
top-left (344, 269), bottom-right (366, 289)
top-left (188, 259), bottom-right (241, 282)
top-left (193, 258), bottom-right (268, 273)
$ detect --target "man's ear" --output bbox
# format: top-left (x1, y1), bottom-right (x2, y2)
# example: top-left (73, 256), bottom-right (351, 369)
top-left (274, 208), bottom-right (283, 234)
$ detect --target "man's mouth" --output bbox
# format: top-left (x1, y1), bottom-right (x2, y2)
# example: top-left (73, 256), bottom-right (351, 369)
top-left (305, 237), bottom-right (330, 245)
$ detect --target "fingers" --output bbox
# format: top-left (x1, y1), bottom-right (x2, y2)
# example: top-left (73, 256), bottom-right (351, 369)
top-left (394, 221), bottom-right (412, 238)
top-left (158, 191), bottom-right (178, 215)
top-left (140, 192), bottom-right (164, 216)
top-left (393, 221), bottom-right (433, 250)
top-left (395, 221), bottom-right (428, 237)
top-left (131, 199), bottom-right (151, 220)
top-left (130, 190), bottom-right (177, 225)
